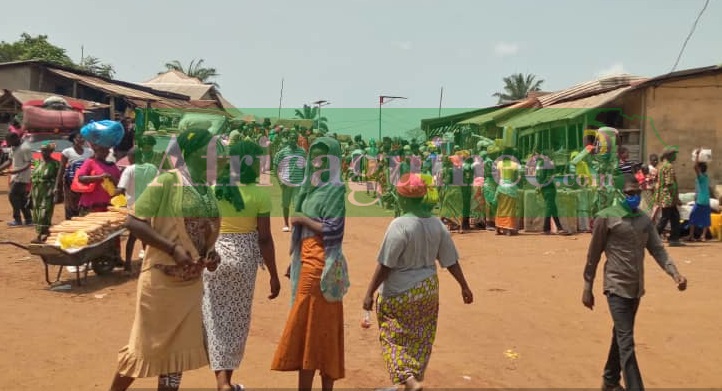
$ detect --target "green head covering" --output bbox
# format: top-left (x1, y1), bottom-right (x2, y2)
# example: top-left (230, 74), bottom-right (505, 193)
top-left (296, 137), bottom-right (344, 216)
top-left (228, 129), bottom-right (242, 146)
top-left (177, 128), bottom-right (213, 160)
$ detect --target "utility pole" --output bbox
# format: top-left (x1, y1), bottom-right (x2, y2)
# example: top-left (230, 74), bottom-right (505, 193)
top-left (438, 87), bottom-right (444, 117)
top-left (378, 95), bottom-right (407, 140)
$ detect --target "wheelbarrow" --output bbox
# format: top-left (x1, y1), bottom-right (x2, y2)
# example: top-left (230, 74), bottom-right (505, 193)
top-left (0, 229), bottom-right (126, 286)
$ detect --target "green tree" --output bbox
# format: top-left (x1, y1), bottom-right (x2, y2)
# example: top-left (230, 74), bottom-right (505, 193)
top-left (492, 73), bottom-right (544, 104)
top-left (164, 59), bottom-right (220, 87)
top-left (404, 127), bottom-right (425, 142)
top-left (0, 33), bottom-right (116, 78)
top-left (0, 33), bottom-right (74, 66)
top-left (294, 104), bottom-right (329, 132)
top-left (78, 55), bottom-right (116, 79)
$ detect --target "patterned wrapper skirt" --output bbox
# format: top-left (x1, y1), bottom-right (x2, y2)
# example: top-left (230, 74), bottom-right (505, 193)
top-left (495, 192), bottom-right (519, 231)
top-left (202, 232), bottom-right (262, 371)
top-left (376, 274), bottom-right (440, 385)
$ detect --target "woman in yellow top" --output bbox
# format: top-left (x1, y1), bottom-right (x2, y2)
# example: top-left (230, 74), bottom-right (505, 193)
top-left (204, 140), bottom-right (281, 391)
top-left (495, 149), bottom-right (521, 235)
top-left (109, 128), bottom-right (221, 391)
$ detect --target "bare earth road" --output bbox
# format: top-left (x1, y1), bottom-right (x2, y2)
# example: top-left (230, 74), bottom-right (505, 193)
top-left (0, 180), bottom-right (719, 390)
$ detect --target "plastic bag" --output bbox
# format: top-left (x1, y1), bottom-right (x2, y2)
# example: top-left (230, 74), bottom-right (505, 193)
top-left (101, 178), bottom-right (116, 196)
top-left (110, 194), bottom-right (127, 208)
top-left (58, 231), bottom-right (89, 249)
top-left (80, 120), bottom-right (124, 148)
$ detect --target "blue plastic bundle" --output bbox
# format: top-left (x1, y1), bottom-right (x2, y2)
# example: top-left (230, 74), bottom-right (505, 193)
top-left (80, 120), bottom-right (125, 148)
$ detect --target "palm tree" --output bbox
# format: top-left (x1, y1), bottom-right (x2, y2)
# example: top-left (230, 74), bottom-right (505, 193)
top-left (294, 104), bottom-right (329, 131)
top-left (492, 73), bottom-right (544, 104)
top-left (164, 59), bottom-right (220, 88)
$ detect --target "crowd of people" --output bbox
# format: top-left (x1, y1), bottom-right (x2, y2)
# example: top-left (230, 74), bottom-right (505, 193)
top-left (0, 117), bottom-right (707, 391)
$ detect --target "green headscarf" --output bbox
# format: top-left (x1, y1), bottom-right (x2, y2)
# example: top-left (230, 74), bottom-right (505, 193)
top-left (177, 128), bottom-right (214, 160)
top-left (296, 137), bottom-right (345, 216)
top-left (289, 136), bottom-right (348, 304)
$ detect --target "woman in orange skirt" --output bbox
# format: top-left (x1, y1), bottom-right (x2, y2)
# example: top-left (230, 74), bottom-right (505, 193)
top-left (272, 137), bottom-right (350, 391)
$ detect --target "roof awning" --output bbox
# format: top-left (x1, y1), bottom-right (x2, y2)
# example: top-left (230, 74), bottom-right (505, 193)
top-left (458, 98), bottom-right (539, 126)
top-left (501, 108), bottom-right (590, 130)
top-left (500, 87), bottom-right (632, 131)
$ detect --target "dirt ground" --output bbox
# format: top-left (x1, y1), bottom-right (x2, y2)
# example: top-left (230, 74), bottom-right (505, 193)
top-left (0, 178), bottom-right (720, 391)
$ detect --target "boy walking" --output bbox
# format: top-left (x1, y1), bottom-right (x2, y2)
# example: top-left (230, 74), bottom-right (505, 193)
top-left (0, 133), bottom-right (33, 227)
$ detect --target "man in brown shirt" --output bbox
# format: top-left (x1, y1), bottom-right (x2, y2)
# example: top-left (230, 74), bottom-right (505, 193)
top-left (583, 174), bottom-right (687, 391)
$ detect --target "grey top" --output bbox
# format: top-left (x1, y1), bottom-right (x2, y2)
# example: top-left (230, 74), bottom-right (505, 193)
top-left (377, 215), bottom-right (459, 297)
top-left (584, 204), bottom-right (679, 298)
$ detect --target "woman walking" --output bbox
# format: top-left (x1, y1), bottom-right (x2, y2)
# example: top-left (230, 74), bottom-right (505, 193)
top-left (439, 156), bottom-right (464, 233)
top-left (363, 173), bottom-right (474, 391)
top-left (204, 140), bottom-right (281, 391)
top-left (495, 150), bottom-right (521, 235)
top-left (271, 137), bottom-right (350, 391)
top-left (108, 129), bottom-right (221, 391)
top-left (55, 131), bottom-right (93, 219)
top-left (31, 142), bottom-right (60, 243)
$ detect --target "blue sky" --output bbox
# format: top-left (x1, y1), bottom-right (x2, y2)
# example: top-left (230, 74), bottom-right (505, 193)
top-left (5, 0), bottom-right (721, 138)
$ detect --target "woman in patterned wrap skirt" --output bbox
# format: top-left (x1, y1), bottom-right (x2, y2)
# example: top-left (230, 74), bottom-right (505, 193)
top-left (204, 140), bottom-right (281, 391)
top-left (363, 173), bottom-right (474, 391)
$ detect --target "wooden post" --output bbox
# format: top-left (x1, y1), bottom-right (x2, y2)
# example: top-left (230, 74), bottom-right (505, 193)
top-left (72, 81), bottom-right (78, 98)
top-left (109, 96), bottom-right (116, 120)
top-left (640, 90), bottom-right (647, 163)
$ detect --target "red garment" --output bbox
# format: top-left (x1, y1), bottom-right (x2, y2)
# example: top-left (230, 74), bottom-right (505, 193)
top-left (298, 135), bottom-right (309, 152)
top-left (635, 171), bottom-right (648, 190)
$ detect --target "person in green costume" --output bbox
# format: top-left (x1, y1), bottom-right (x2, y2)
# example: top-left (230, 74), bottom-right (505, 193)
top-left (31, 142), bottom-right (60, 243)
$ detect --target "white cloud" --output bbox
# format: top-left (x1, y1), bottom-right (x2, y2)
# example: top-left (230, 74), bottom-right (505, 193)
top-left (391, 41), bottom-right (413, 51)
top-left (493, 42), bottom-right (519, 57)
top-left (596, 62), bottom-right (627, 78)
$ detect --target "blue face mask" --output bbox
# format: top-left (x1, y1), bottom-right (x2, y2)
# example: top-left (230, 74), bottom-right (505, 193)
top-left (625, 194), bottom-right (641, 210)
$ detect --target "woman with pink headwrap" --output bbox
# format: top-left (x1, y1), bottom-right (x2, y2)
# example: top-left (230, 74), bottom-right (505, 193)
top-left (363, 173), bottom-right (474, 391)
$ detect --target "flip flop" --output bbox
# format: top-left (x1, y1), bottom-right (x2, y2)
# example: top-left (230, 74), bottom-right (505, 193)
top-left (231, 385), bottom-right (245, 391)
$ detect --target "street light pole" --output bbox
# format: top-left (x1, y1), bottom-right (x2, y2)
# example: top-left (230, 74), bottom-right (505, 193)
top-left (312, 100), bottom-right (330, 132)
top-left (378, 95), bottom-right (407, 140)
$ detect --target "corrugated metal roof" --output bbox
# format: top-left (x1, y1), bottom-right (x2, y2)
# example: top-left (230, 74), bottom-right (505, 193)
top-left (48, 68), bottom-right (167, 102)
top-left (144, 70), bottom-right (205, 84)
top-left (632, 64), bottom-right (722, 88)
top-left (7, 89), bottom-right (109, 109)
top-left (141, 83), bottom-right (213, 100)
top-left (501, 108), bottom-right (590, 130)
top-left (458, 98), bottom-right (539, 125)
top-left (500, 87), bottom-right (631, 129)
top-left (537, 75), bottom-right (645, 107)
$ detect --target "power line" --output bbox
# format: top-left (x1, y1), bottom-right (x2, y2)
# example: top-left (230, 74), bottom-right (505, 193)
top-left (670, 0), bottom-right (711, 72)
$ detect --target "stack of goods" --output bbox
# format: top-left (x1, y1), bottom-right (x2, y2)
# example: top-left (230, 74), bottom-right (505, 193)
top-left (45, 211), bottom-right (128, 250)
top-left (22, 96), bottom-right (84, 131)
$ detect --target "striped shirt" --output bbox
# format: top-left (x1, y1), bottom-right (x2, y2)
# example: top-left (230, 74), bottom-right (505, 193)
top-left (618, 160), bottom-right (635, 174)
top-left (273, 145), bottom-right (306, 186)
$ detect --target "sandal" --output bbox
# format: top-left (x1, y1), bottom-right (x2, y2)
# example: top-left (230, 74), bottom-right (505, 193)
top-left (231, 385), bottom-right (245, 391)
